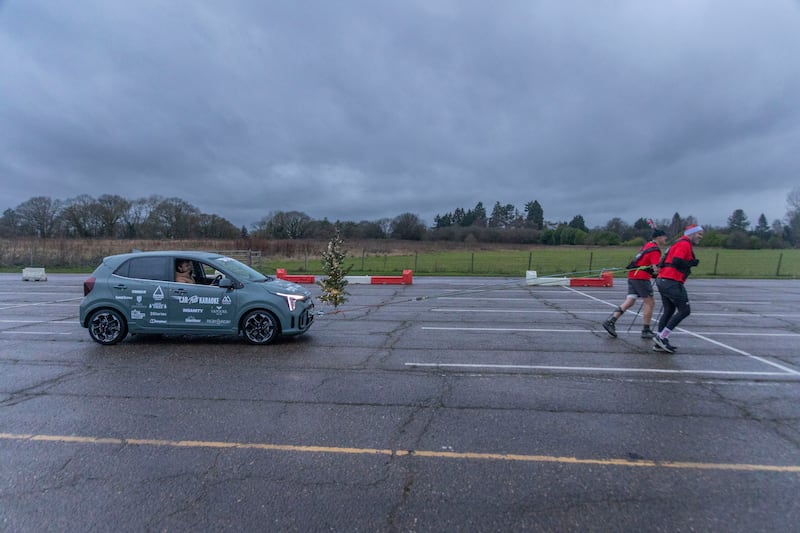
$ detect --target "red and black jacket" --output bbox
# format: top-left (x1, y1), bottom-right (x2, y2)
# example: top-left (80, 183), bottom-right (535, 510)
top-left (657, 236), bottom-right (699, 283)
top-left (628, 241), bottom-right (662, 280)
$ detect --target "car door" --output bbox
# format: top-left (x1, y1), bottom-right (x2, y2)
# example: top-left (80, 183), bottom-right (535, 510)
top-left (111, 256), bottom-right (172, 332)
top-left (167, 260), bottom-right (237, 333)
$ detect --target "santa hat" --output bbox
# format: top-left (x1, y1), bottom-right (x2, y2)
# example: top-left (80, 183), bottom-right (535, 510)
top-left (684, 224), bottom-right (704, 236)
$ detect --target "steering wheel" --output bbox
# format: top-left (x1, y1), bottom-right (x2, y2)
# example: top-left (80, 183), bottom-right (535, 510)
top-left (211, 274), bottom-right (223, 286)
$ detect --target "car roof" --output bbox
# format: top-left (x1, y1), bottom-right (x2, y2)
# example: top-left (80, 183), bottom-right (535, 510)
top-left (102, 250), bottom-right (227, 266)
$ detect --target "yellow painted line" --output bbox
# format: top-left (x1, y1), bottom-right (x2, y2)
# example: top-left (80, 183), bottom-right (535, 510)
top-left (2, 432), bottom-right (799, 473)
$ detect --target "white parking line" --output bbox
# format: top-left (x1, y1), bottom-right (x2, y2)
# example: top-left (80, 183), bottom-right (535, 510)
top-left (417, 287), bottom-right (800, 378)
top-left (423, 326), bottom-right (589, 333)
top-left (0, 297), bottom-right (82, 311)
top-left (1, 331), bottom-right (73, 335)
top-left (422, 325), bottom-right (800, 338)
top-left (404, 362), bottom-right (793, 377)
top-left (438, 296), bottom-right (774, 305)
top-left (430, 308), bottom-right (800, 319)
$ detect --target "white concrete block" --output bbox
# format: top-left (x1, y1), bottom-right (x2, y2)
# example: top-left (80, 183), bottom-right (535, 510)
top-left (525, 270), bottom-right (568, 286)
top-left (22, 267), bottom-right (48, 281)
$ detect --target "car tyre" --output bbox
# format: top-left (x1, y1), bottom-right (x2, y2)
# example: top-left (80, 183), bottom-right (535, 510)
top-left (241, 310), bottom-right (279, 345)
top-left (88, 308), bottom-right (128, 345)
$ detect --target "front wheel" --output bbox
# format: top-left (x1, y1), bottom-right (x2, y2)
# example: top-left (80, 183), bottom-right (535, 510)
top-left (87, 309), bottom-right (128, 345)
top-left (241, 310), bottom-right (279, 345)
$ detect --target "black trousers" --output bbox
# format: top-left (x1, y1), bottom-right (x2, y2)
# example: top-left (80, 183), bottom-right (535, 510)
top-left (656, 278), bottom-right (691, 332)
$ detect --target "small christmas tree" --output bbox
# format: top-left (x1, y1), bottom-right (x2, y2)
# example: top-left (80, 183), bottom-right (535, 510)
top-left (318, 228), bottom-right (350, 308)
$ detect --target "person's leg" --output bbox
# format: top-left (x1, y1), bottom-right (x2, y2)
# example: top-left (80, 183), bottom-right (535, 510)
top-left (603, 301), bottom-right (630, 337)
top-left (654, 280), bottom-right (678, 352)
top-left (641, 296), bottom-right (655, 337)
top-left (656, 279), bottom-right (676, 333)
top-left (603, 284), bottom-right (637, 337)
top-left (664, 284), bottom-right (690, 332)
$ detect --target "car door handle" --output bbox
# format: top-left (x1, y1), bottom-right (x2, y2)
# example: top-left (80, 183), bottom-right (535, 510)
top-left (112, 284), bottom-right (127, 290)
top-left (172, 289), bottom-right (187, 295)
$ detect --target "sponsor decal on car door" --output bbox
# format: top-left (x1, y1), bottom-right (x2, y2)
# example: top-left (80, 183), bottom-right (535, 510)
top-left (168, 283), bottom-right (235, 331)
top-left (112, 276), bottom-right (166, 329)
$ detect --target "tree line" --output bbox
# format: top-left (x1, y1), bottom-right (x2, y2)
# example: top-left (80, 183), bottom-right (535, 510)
top-left (2, 189), bottom-right (800, 249)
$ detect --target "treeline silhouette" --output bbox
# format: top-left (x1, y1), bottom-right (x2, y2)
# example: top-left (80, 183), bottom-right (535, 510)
top-left (1, 194), bottom-right (798, 249)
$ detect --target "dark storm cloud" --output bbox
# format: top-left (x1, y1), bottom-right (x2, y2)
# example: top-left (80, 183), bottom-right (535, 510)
top-left (2, 0), bottom-right (799, 229)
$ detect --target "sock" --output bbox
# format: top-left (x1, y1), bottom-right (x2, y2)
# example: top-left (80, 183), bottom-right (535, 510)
top-left (659, 328), bottom-right (672, 339)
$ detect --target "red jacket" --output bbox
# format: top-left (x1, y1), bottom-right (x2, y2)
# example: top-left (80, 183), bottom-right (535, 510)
top-left (657, 236), bottom-right (698, 283)
top-left (628, 241), bottom-right (662, 280)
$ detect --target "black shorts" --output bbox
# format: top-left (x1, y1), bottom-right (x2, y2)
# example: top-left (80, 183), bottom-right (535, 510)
top-left (656, 278), bottom-right (689, 306)
top-left (627, 278), bottom-right (654, 298)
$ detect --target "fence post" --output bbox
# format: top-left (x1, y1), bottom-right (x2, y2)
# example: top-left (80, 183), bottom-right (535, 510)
top-left (528, 251), bottom-right (532, 270)
top-left (713, 253), bottom-right (719, 276)
top-left (414, 252), bottom-right (418, 272)
top-left (471, 253), bottom-right (475, 273)
top-left (776, 253), bottom-right (783, 277)
top-left (589, 252), bottom-right (593, 273)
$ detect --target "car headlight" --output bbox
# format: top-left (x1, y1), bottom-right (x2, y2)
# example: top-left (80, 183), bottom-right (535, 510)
top-left (276, 292), bottom-right (306, 311)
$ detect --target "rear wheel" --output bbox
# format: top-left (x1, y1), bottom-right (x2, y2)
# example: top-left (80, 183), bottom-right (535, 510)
top-left (241, 310), bottom-right (279, 345)
top-left (87, 309), bottom-right (128, 345)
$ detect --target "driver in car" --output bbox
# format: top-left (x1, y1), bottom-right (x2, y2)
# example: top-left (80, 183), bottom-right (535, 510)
top-left (175, 259), bottom-right (195, 284)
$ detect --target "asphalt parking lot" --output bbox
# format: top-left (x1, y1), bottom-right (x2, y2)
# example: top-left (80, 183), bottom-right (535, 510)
top-left (1, 273), bottom-right (799, 531)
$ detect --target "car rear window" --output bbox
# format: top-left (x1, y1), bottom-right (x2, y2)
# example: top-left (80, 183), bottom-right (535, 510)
top-left (114, 257), bottom-right (172, 281)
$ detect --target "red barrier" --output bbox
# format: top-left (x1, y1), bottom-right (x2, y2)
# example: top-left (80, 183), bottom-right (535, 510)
top-left (276, 268), bottom-right (316, 284)
top-left (276, 268), bottom-right (414, 285)
top-left (370, 270), bottom-right (413, 285)
top-left (569, 270), bottom-right (613, 287)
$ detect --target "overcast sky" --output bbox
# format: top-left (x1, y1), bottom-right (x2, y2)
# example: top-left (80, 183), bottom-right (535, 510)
top-left (2, 1), bottom-right (799, 231)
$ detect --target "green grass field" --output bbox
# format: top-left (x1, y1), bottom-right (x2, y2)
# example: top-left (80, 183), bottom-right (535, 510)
top-left (261, 247), bottom-right (800, 279)
top-left (2, 238), bottom-right (798, 279)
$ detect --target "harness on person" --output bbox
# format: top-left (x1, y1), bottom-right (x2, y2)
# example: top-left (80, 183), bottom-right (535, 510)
top-left (658, 242), bottom-right (699, 275)
top-left (626, 244), bottom-right (661, 275)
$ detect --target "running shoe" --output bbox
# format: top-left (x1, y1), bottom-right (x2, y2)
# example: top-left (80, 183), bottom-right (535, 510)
top-left (653, 335), bottom-right (676, 353)
top-left (602, 320), bottom-right (617, 338)
top-left (641, 327), bottom-right (654, 339)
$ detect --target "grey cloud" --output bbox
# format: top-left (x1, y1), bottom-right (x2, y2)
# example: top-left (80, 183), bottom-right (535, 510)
top-left (2, 0), bottom-right (799, 229)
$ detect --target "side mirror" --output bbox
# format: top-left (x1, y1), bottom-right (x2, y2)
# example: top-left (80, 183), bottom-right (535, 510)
top-left (218, 278), bottom-right (234, 288)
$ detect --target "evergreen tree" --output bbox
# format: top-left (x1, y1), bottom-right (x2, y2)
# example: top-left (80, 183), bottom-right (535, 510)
top-left (568, 215), bottom-right (588, 232)
top-left (727, 209), bottom-right (749, 232)
top-left (318, 228), bottom-right (350, 308)
top-left (525, 200), bottom-right (544, 229)
top-left (754, 214), bottom-right (770, 238)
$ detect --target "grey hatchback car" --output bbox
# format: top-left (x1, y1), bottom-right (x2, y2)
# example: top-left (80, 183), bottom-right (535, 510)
top-left (80, 251), bottom-right (314, 345)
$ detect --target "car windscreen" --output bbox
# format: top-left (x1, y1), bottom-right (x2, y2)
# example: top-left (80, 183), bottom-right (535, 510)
top-left (210, 256), bottom-right (269, 282)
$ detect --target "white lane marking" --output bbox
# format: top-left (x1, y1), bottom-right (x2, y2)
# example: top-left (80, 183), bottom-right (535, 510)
top-left (0, 297), bottom-right (82, 311)
top-left (404, 362), bottom-right (793, 377)
top-left (0, 331), bottom-right (73, 335)
top-left (0, 320), bottom-right (76, 324)
top-left (422, 324), bottom-right (800, 338)
top-left (673, 328), bottom-right (800, 375)
top-left (566, 287), bottom-right (800, 376)
top-left (437, 296), bottom-right (774, 305)
top-left (423, 327), bottom-right (589, 333)
top-left (429, 308), bottom-right (800, 319)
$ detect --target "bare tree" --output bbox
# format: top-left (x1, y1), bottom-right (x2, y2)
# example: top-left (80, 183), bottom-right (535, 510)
top-left (256, 211), bottom-right (312, 239)
top-left (390, 213), bottom-right (426, 240)
top-left (146, 197), bottom-right (200, 239)
top-left (15, 196), bottom-right (62, 238)
top-left (96, 194), bottom-right (131, 237)
top-left (60, 194), bottom-right (97, 237)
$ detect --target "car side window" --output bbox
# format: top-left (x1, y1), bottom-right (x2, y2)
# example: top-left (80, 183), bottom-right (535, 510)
top-left (114, 257), bottom-right (172, 281)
